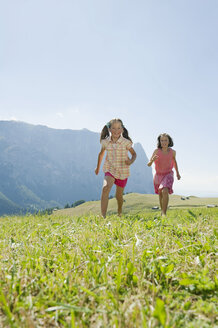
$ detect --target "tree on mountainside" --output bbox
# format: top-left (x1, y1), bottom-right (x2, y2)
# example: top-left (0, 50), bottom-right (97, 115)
top-left (71, 200), bottom-right (85, 207)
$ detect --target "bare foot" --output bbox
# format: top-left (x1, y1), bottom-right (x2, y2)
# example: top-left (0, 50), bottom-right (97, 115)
top-left (161, 212), bottom-right (167, 217)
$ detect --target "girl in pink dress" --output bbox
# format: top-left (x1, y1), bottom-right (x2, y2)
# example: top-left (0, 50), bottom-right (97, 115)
top-left (148, 133), bottom-right (181, 216)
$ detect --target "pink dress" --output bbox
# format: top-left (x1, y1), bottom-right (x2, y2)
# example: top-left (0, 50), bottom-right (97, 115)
top-left (154, 148), bottom-right (175, 194)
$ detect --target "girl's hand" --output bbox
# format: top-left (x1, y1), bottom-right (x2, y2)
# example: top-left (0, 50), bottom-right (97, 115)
top-left (125, 158), bottom-right (132, 165)
top-left (95, 168), bottom-right (99, 175)
top-left (148, 154), bottom-right (159, 166)
top-left (177, 173), bottom-right (181, 180)
top-left (126, 147), bottom-right (136, 166)
top-left (152, 154), bottom-right (159, 162)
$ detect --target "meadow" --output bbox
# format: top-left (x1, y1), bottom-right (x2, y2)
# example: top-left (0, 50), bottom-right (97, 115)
top-left (0, 207), bottom-right (217, 327)
top-left (54, 193), bottom-right (218, 217)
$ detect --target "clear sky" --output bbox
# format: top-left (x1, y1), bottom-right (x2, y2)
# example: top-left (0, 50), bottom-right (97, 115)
top-left (0, 0), bottom-right (218, 197)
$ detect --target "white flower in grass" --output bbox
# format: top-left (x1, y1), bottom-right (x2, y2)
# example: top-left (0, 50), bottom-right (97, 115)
top-left (135, 234), bottom-right (142, 247)
top-left (194, 256), bottom-right (201, 265)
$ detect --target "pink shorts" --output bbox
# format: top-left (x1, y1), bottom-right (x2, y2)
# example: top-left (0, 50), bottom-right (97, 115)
top-left (154, 171), bottom-right (174, 194)
top-left (105, 172), bottom-right (128, 188)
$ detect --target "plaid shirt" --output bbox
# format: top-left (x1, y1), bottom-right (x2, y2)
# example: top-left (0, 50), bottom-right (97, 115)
top-left (101, 136), bottom-right (133, 179)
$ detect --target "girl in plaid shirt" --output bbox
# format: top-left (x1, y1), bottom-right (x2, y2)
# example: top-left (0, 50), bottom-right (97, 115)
top-left (95, 119), bottom-right (136, 218)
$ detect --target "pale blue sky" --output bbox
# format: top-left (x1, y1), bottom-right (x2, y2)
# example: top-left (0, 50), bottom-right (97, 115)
top-left (0, 0), bottom-right (217, 196)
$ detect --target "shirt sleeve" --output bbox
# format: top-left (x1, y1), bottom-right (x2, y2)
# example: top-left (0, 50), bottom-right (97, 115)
top-left (126, 140), bottom-right (133, 150)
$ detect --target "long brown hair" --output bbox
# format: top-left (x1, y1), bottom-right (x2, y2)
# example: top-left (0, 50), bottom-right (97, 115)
top-left (100, 118), bottom-right (132, 142)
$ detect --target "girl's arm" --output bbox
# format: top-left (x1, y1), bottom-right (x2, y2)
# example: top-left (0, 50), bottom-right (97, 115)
top-left (95, 147), bottom-right (105, 175)
top-left (173, 150), bottom-right (181, 180)
top-left (125, 147), bottom-right (136, 165)
top-left (147, 149), bottom-right (158, 166)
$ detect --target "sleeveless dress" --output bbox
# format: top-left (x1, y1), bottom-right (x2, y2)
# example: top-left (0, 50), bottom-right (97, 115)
top-left (153, 148), bottom-right (175, 194)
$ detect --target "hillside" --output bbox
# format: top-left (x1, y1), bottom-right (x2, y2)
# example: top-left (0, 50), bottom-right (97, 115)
top-left (0, 120), bottom-right (154, 215)
top-left (53, 193), bottom-right (218, 216)
top-left (0, 191), bottom-right (22, 215)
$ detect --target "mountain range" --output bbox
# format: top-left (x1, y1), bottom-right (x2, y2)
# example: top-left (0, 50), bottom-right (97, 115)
top-left (0, 121), bottom-right (154, 215)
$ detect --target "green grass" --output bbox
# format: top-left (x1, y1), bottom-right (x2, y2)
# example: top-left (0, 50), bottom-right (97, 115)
top-left (53, 193), bottom-right (218, 217)
top-left (0, 208), bottom-right (217, 327)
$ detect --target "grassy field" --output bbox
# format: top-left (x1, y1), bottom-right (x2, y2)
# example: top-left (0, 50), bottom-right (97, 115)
top-left (0, 208), bottom-right (217, 327)
top-left (53, 193), bottom-right (218, 217)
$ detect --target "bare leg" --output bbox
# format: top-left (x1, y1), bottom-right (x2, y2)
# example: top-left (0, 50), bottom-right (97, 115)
top-left (159, 192), bottom-right (163, 214)
top-left (101, 176), bottom-right (114, 218)
top-left (115, 186), bottom-right (124, 216)
top-left (162, 187), bottom-right (169, 215)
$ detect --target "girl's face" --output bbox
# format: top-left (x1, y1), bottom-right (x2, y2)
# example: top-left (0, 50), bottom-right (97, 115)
top-left (110, 122), bottom-right (123, 139)
top-left (160, 136), bottom-right (169, 148)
